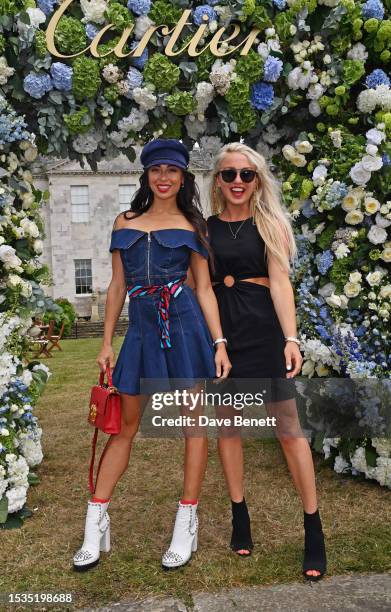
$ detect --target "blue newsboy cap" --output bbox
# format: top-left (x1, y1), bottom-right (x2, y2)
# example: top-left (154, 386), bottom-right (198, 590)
top-left (140, 138), bottom-right (189, 170)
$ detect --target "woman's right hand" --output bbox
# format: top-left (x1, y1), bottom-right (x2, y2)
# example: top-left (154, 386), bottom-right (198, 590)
top-left (96, 343), bottom-right (115, 373)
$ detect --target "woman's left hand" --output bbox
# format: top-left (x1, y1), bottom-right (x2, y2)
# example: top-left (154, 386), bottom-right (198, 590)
top-left (215, 343), bottom-right (231, 379)
top-left (284, 342), bottom-right (303, 378)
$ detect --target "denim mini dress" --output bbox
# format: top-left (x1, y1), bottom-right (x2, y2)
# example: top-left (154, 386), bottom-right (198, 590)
top-left (109, 228), bottom-right (216, 395)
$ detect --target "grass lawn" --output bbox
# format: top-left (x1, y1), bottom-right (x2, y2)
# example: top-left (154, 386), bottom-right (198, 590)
top-left (1, 338), bottom-right (391, 610)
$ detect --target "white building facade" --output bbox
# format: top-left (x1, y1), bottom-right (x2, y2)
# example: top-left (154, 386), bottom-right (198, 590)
top-left (32, 152), bottom-right (213, 318)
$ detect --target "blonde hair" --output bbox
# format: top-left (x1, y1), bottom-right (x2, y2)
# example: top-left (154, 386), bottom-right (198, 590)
top-left (210, 142), bottom-right (296, 272)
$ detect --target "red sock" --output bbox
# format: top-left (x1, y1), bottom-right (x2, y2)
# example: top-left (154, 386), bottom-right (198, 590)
top-left (180, 498), bottom-right (198, 505)
top-left (91, 496), bottom-right (111, 503)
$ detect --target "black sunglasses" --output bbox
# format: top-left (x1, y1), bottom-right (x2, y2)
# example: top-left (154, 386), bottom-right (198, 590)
top-left (218, 168), bottom-right (257, 183)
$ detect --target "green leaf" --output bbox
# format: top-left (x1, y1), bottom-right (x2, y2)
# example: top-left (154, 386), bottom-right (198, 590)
top-left (0, 515), bottom-right (24, 529)
top-left (28, 473), bottom-right (40, 485)
top-left (365, 446), bottom-right (377, 468)
top-left (312, 432), bottom-right (325, 454)
top-left (0, 496), bottom-right (8, 524)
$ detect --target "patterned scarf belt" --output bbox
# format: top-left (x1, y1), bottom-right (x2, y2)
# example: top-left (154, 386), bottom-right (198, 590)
top-left (127, 275), bottom-right (187, 349)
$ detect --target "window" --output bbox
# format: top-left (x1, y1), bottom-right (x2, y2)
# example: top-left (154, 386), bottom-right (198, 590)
top-left (74, 259), bottom-right (92, 294)
top-left (119, 184), bottom-right (137, 212)
top-left (71, 185), bottom-right (89, 222)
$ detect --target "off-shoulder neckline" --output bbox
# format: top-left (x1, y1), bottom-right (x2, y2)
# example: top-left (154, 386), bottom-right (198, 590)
top-left (112, 227), bottom-right (197, 235)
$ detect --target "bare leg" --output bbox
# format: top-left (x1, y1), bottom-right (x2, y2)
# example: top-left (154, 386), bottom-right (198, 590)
top-left (267, 398), bottom-right (321, 577)
top-left (181, 383), bottom-right (208, 500)
top-left (93, 393), bottom-right (147, 499)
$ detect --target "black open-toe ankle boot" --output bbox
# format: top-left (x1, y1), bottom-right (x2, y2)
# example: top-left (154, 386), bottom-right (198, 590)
top-left (302, 509), bottom-right (327, 581)
top-left (230, 498), bottom-right (254, 557)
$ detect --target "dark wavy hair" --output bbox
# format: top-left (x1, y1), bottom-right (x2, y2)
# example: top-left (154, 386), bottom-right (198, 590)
top-left (120, 168), bottom-right (213, 264)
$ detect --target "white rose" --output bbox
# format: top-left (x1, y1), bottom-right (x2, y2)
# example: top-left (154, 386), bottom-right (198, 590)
top-left (367, 225), bottom-right (387, 245)
top-left (364, 197), bottom-right (381, 215)
top-left (302, 360), bottom-right (315, 377)
top-left (312, 164), bottom-right (328, 185)
top-left (349, 162), bottom-right (371, 186)
top-left (342, 194), bottom-right (359, 211)
top-left (349, 271), bottom-right (362, 283)
top-left (291, 153), bottom-right (307, 167)
top-left (375, 212), bottom-right (391, 228)
top-left (325, 293), bottom-right (342, 307)
top-left (296, 140), bottom-right (313, 154)
top-left (366, 144), bottom-right (378, 156)
top-left (343, 282), bottom-right (361, 298)
top-left (366, 128), bottom-right (385, 145)
top-left (282, 145), bottom-right (296, 161)
top-left (345, 210), bottom-right (364, 225)
top-left (361, 155), bottom-right (383, 172)
top-left (381, 247), bottom-right (391, 262)
top-left (379, 284), bottom-right (391, 299)
top-left (366, 271), bottom-right (383, 286)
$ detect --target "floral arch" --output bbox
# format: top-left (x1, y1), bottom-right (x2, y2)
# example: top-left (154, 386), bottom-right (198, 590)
top-left (0, 0), bottom-right (390, 522)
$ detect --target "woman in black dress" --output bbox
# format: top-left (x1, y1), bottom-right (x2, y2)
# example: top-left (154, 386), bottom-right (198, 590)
top-left (207, 142), bottom-right (326, 581)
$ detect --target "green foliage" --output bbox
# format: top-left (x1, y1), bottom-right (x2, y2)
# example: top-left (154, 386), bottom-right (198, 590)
top-left (63, 106), bottom-right (93, 135)
top-left (167, 91), bottom-right (197, 115)
top-left (42, 297), bottom-right (77, 338)
top-left (72, 57), bottom-right (101, 101)
top-left (235, 50), bottom-right (263, 84)
top-left (54, 16), bottom-right (88, 55)
top-left (104, 2), bottom-right (134, 31)
top-left (149, 0), bottom-right (182, 25)
top-left (143, 53), bottom-right (180, 92)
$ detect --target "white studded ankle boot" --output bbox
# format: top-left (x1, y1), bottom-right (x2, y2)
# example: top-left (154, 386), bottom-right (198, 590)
top-left (162, 501), bottom-right (198, 569)
top-left (73, 500), bottom-right (111, 571)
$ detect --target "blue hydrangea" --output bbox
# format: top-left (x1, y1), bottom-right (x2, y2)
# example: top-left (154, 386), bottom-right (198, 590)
top-left (272, 0), bottom-right (287, 9)
top-left (324, 181), bottom-right (349, 209)
top-left (263, 55), bottom-right (283, 83)
top-left (50, 62), bottom-right (73, 91)
top-left (130, 41), bottom-right (149, 70)
top-left (365, 68), bottom-right (390, 88)
top-left (127, 0), bottom-right (151, 15)
top-left (126, 67), bottom-right (144, 89)
top-left (315, 250), bottom-right (334, 275)
top-left (23, 72), bottom-right (52, 99)
top-left (302, 199), bottom-right (316, 218)
top-left (193, 5), bottom-right (217, 26)
top-left (362, 0), bottom-right (385, 20)
top-left (0, 96), bottom-right (30, 144)
top-left (37, 0), bottom-right (57, 16)
top-left (382, 152), bottom-right (391, 166)
top-left (250, 82), bottom-right (274, 111)
top-left (85, 23), bottom-right (100, 40)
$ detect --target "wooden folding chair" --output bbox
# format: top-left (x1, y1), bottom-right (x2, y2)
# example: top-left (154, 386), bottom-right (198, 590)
top-left (47, 320), bottom-right (65, 353)
top-left (30, 320), bottom-right (56, 358)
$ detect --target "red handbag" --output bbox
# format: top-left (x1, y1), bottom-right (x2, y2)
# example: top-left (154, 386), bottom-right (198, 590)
top-left (88, 365), bottom-right (121, 494)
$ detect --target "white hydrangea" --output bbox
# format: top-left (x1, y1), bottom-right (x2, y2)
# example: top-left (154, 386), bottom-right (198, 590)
top-left (357, 89), bottom-right (378, 113)
top-left (287, 64), bottom-right (314, 91)
top-left (350, 446), bottom-right (368, 474)
top-left (102, 64), bottom-right (122, 84)
top-left (0, 56), bottom-right (15, 85)
top-left (334, 454), bottom-right (350, 474)
top-left (347, 43), bottom-right (368, 62)
top-left (20, 218), bottom-right (39, 238)
top-left (72, 132), bottom-right (99, 154)
top-left (199, 136), bottom-right (222, 156)
top-left (209, 59), bottom-right (235, 95)
top-left (6, 485), bottom-right (28, 514)
top-left (80, 0), bottom-right (108, 24)
top-left (118, 108), bottom-right (149, 133)
top-left (0, 245), bottom-right (23, 271)
top-left (184, 115), bottom-right (207, 140)
top-left (132, 86), bottom-right (157, 111)
top-left (20, 435), bottom-right (43, 467)
top-left (7, 455), bottom-right (29, 488)
top-left (375, 84), bottom-right (391, 111)
top-left (196, 82), bottom-right (214, 117)
top-left (134, 16), bottom-right (154, 40)
top-left (373, 457), bottom-right (391, 487)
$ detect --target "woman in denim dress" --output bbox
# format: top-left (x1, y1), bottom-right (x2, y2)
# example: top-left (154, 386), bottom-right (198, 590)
top-left (73, 139), bottom-right (231, 572)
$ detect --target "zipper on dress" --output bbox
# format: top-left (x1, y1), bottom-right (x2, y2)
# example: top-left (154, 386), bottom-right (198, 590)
top-left (147, 232), bottom-right (151, 285)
